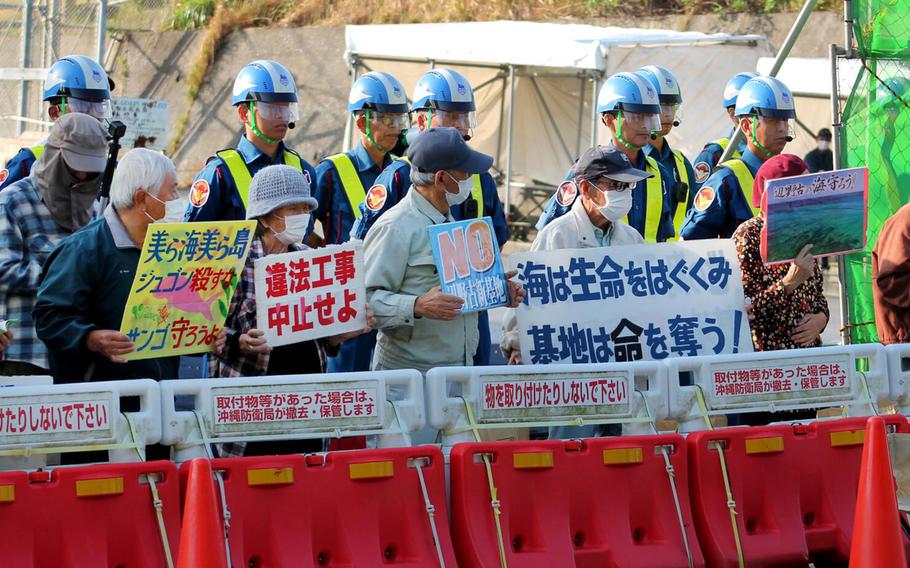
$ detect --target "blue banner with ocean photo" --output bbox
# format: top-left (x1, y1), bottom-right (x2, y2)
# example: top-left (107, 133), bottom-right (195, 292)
top-left (761, 167), bottom-right (869, 264)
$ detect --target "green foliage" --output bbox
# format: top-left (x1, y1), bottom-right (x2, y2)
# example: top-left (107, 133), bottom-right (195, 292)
top-left (168, 0), bottom-right (216, 30)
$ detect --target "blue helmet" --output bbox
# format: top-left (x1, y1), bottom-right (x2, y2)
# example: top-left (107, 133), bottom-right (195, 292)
top-left (723, 71), bottom-right (758, 109)
top-left (231, 60), bottom-right (298, 106)
top-left (348, 71), bottom-right (409, 114)
top-left (43, 55), bottom-right (111, 102)
top-left (410, 68), bottom-right (475, 112)
top-left (596, 72), bottom-right (661, 115)
top-left (734, 76), bottom-right (796, 119)
top-left (637, 65), bottom-right (682, 104)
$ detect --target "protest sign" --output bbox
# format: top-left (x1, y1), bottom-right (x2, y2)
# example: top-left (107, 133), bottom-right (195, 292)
top-left (428, 217), bottom-right (508, 313)
top-left (512, 239), bottom-right (753, 365)
top-left (254, 242), bottom-right (366, 347)
top-left (119, 221), bottom-right (255, 360)
top-left (761, 166), bottom-right (869, 264)
top-left (110, 97), bottom-right (170, 151)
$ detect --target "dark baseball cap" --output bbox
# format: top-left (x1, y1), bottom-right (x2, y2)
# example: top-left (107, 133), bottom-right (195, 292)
top-left (406, 127), bottom-right (493, 174)
top-left (573, 145), bottom-right (652, 184)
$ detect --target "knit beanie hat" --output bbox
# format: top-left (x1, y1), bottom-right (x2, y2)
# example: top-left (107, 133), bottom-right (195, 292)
top-left (245, 164), bottom-right (317, 219)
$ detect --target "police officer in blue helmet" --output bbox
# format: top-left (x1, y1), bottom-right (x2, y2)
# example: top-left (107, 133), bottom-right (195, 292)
top-left (185, 60), bottom-right (316, 223)
top-left (680, 75), bottom-right (797, 240)
top-left (350, 67), bottom-right (509, 365)
top-left (313, 71), bottom-right (409, 373)
top-left (312, 71), bottom-right (408, 248)
top-left (0, 55), bottom-right (113, 191)
top-left (536, 72), bottom-right (676, 243)
top-left (638, 65), bottom-right (695, 240)
top-left (690, 71), bottom-right (758, 190)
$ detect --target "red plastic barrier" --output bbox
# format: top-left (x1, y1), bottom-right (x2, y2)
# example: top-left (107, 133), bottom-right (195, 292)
top-left (0, 460), bottom-right (180, 567)
top-left (688, 416), bottom-right (910, 567)
top-left (449, 435), bottom-right (704, 568)
top-left (180, 445), bottom-right (456, 567)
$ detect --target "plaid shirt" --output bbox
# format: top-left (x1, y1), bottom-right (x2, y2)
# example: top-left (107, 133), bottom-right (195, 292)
top-left (0, 177), bottom-right (74, 368)
top-left (209, 236), bottom-right (331, 457)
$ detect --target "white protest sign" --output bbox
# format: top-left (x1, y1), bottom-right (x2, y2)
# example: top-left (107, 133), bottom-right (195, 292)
top-left (111, 97), bottom-right (170, 151)
top-left (512, 239), bottom-right (753, 365)
top-left (254, 242), bottom-right (366, 347)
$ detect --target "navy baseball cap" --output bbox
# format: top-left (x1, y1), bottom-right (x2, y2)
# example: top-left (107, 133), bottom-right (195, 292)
top-left (407, 127), bottom-right (493, 174)
top-left (573, 145), bottom-right (652, 183)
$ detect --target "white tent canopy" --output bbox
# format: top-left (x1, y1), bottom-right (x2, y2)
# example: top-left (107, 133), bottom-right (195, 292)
top-left (345, 21), bottom-right (771, 225)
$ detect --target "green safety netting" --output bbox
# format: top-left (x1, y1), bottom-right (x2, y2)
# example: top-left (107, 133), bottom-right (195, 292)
top-left (841, 0), bottom-right (910, 343)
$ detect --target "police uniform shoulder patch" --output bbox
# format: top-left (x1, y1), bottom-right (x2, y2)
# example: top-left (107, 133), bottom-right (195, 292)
top-left (694, 162), bottom-right (711, 184)
top-left (693, 185), bottom-right (716, 212)
top-left (190, 179), bottom-right (210, 208)
top-left (365, 184), bottom-right (387, 212)
top-left (0, 169), bottom-right (8, 184)
top-left (303, 169), bottom-right (312, 185)
top-left (556, 180), bottom-right (578, 207)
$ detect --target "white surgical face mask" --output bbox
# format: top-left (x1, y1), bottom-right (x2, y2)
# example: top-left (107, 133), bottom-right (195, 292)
top-left (817, 140), bottom-right (830, 151)
top-left (444, 171), bottom-right (473, 206)
top-left (596, 189), bottom-right (633, 222)
top-left (147, 193), bottom-right (187, 224)
top-left (273, 212), bottom-right (310, 245)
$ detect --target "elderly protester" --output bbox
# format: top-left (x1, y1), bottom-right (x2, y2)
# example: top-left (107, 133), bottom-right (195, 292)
top-left (210, 164), bottom-right (373, 380)
top-left (34, 148), bottom-right (183, 382)
top-left (732, 154), bottom-right (829, 351)
top-left (500, 145), bottom-right (650, 366)
top-left (0, 113), bottom-right (107, 374)
top-left (364, 127), bottom-right (524, 375)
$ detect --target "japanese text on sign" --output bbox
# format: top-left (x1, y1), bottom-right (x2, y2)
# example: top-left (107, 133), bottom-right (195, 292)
top-left (429, 218), bottom-right (508, 312)
top-left (0, 400), bottom-right (110, 435)
top-left (769, 169), bottom-right (861, 200)
top-left (111, 97), bottom-right (170, 151)
top-left (712, 361), bottom-right (850, 400)
top-left (255, 242), bottom-right (366, 347)
top-left (120, 221), bottom-right (255, 360)
top-left (513, 240), bottom-right (753, 365)
top-left (213, 387), bottom-right (378, 425)
top-left (483, 377), bottom-right (628, 410)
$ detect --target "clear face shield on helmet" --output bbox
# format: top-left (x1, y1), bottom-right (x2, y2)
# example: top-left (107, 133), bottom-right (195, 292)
top-left (62, 97), bottom-right (112, 120)
top-left (254, 101), bottom-right (300, 123)
top-left (619, 110), bottom-right (662, 133)
top-left (423, 108), bottom-right (477, 139)
top-left (659, 103), bottom-right (682, 128)
top-left (371, 111), bottom-right (411, 131)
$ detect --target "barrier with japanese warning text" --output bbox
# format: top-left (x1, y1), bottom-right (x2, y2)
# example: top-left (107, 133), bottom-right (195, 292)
top-left (427, 362), bottom-right (668, 445)
top-left (511, 239), bottom-right (753, 366)
top-left (0, 379), bottom-right (161, 469)
top-left (254, 241), bottom-right (366, 346)
top-left (160, 370), bottom-right (423, 461)
top-left (667, 344), bottom-right (891, 430)
top-left (119, 221), bottom-right (255, 360)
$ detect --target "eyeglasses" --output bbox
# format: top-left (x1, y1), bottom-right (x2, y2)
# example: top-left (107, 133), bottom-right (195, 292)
top-left (591, 179), bottom-right (636, 193)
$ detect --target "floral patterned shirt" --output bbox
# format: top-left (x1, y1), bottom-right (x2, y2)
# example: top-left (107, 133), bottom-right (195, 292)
top-left (733, 216), bottom-right (829, 351)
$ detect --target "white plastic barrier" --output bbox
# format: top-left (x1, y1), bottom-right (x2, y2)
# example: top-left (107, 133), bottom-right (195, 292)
top-left (886, 343), bottom-right (910, 413)
top-left (0, 379), bottom-right (161, 469)
top-left (667, 344), bottom-right (891, 431)
top-left (160, 370), bottom-right (424, 462)
top-left (427, 362), bottom-right (668, 446)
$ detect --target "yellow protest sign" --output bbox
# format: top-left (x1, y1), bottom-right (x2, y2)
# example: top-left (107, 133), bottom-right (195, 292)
top-left (119, 220), bottom-right (256, 361)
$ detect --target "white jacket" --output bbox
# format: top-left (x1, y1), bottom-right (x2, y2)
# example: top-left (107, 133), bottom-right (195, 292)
top-left (500, 198), bottom-right (644, 356)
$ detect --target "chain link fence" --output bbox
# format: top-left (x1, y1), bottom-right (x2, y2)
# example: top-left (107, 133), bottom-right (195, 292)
top-left (840, 0), bottom-right (910, 343)
top-left (0, 0), bottom-right (176, 142)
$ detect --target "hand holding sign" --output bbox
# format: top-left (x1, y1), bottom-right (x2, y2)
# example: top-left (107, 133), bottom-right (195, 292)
top-left (87, 330), bottom-right (136, 363)
top-left (416, 286), bottom-right (464, 320)
top-left (504, 269), bottom-right (526, 308)
top-left (782, 244), bottom-right (815, 293)
top-left (239, 329), bottom-right (272, 355)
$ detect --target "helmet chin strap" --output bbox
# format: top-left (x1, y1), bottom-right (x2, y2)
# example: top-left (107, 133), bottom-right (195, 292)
top-left (614, 110), bottom-right (642, 150)
top-left (248, 101), bottom-right (280, 145)
top-left (749, 115), bottom-right (775, 159)
top-left (364, 110), bottom-right (391, 154)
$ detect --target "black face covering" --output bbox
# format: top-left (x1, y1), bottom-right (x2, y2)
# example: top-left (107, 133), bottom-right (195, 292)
top-left (31, 146), bottom-right (100, 231)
